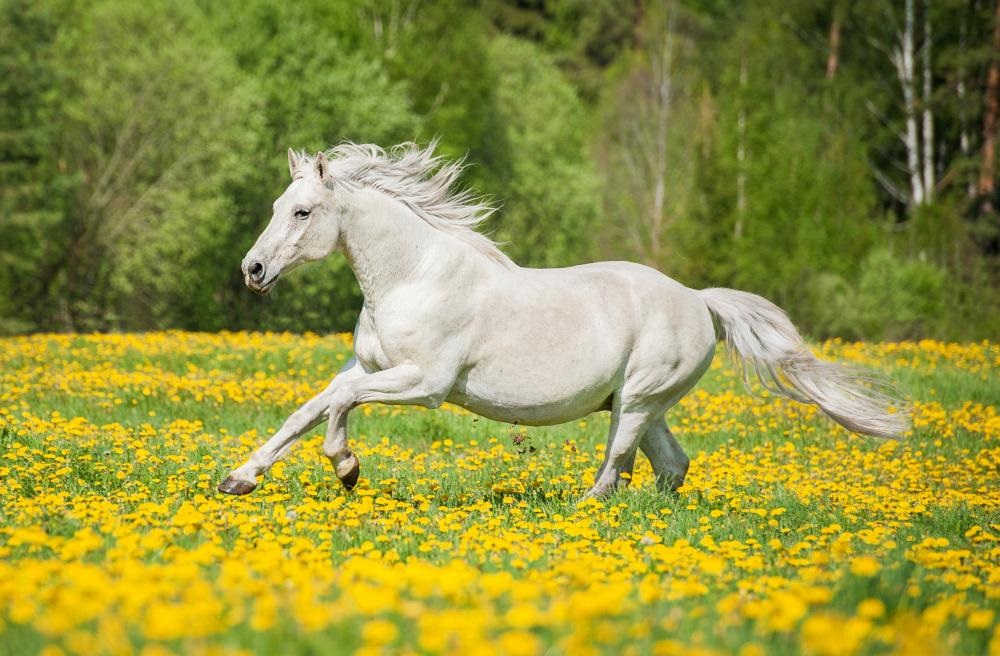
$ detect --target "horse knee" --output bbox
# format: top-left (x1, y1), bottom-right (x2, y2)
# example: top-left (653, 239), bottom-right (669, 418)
top-left (328, 387), bottom-right (356, 415)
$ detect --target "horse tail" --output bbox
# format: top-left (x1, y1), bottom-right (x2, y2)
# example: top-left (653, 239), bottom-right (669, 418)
top-left (698, 287), bottom-right (909, 440)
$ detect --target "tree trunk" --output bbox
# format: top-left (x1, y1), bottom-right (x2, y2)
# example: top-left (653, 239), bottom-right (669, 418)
top-left (899, 0), bottom-right (925, 206)
top-left (649, 4), bottom-right (675, 263)
top-left (921, 0), bottom-right (934, 201)
top-left (826, 13), bottom-right (841, 81)
top-left (979, 0), bottom-right (1000, 214)
top-left (959, 11), bottom-right (973, 197)
top-left (735, 56), bottom-right (748, 238)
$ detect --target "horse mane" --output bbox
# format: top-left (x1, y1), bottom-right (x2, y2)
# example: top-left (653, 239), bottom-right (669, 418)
top-left (300, 141), bottom-right (515, 269)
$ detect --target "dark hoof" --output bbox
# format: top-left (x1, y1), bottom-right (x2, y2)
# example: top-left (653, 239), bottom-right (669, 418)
top-left (655, 472), bottom-right (686, 494)
top-left (339, 460), bottom-right (360, 491)
top-left (217, 475), bottom-right (257, 496)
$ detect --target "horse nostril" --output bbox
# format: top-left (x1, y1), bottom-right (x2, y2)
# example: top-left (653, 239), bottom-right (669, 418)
top-left (248, 261), bottom-right (265, 283)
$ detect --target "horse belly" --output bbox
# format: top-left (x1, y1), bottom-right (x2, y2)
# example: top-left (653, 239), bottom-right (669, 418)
top-left (447, 385), bottom-right (612, 426)
top-left (446, 271), bottom-right (636, 425)
top-left (446, 353), bottom-right (621, 426)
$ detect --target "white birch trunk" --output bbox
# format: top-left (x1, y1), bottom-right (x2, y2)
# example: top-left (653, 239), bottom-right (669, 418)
top-left (959, 12), bottom-right (973, 196)
top-left (649, 5), bottom-right (675, 263)
top-left (735, 57), bottom-right (748, 237)
top-left (894, 0), bottom-right (924, 206)
top-left (958, 12), bottom-right (970, 159)
top-left (921, 0), bottom-right (934, 202)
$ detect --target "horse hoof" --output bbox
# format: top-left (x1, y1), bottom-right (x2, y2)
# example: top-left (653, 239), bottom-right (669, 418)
top-left (580, 482), bottom-right (616, 502)
top-left (218, 475), bottom-right (257, 496)
top-left (655, 471), bottom-right (686, 494)
top-left (339, 460), bottom-right (360, 491)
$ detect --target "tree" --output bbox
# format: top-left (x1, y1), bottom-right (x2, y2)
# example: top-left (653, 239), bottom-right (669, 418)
top-left (488, 35), bottom-right (601, 267)
top-left (2, 0), bottom-right (265, 331)
top-left (687, 2), bottom-right (879, 315)
top-left (980, 0), bottom-right (1000, 216)
top-left (0, 0), bottom-right (73, 332)
top-left (597, 1), bottom-right (704, 270)
top-left (483, 0), bottom-right (641, 99)
top-left (889, 0), bottom-right (927, 206)
top-left (202, 0), bottom-right (422, 332)
top-left (1, 0), bottom-right (998, 339)
top-left (352, 0), bottom-right (508, 199)
top-left (826, 2), bottom-right (844, 80)
top-left (921, 0), bottom-right (935, 202)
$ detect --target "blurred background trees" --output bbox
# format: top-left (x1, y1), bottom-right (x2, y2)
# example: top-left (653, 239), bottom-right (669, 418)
top-left (2, 0), bottom-right (998, 339)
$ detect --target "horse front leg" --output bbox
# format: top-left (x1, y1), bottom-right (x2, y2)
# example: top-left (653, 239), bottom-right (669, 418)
top-left (218, 358), bottom-right (364, 495)
top-left (321, 363), bottom-right (452, 490)
top-left (323, 407), bottom-right (361, 491)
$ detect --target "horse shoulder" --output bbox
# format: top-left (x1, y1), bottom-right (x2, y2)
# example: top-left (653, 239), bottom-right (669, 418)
top-left (353, 304), bottom-right (391, 372)
top-left (364, 274), bottom-right (482, 371)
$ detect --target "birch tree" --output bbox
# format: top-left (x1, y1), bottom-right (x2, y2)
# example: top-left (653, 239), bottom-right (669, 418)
top-left (958, 10), bottom-right (973, 197)
top-left (871, 0), bottom-right (938, 209)
top-left (599, 1), bottom-right (698, 267)
top-left (980, 0), bottom-right (1000, 215)
top-left (826, 2), bottom-right (843, 80)
top-left (890, 0), bottom-right (926, 206)
top-left (921, 0), bottom-right (935, 201)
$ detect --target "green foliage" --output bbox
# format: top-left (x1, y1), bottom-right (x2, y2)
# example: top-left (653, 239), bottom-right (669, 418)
top-left (594, 2), bottom-right (708, 271)
top-left (690, 4), bottom-right (879, 301)
top-left (64, 0), bottom-right (265, 330)
top-left (0, 0), bottom-right (997, 338)
top-left (0, 0), bottom-right (74, 333)
top-left (804, 248), bottom-right (1000, 342)
top-left (488, 35), bottom-right (601, 267)
top-left (804, 250), bottom-right (948, 341)
top-left (855, 249), bottom-right (948, 340)
top-left (484, 0), bottom-right (641, 98)
top-left (206, 0), bottom-right (422, 333)
top-left (355, 0), bottom-right (501, 165)
top-left (2, 0), bottom-right (263, 331)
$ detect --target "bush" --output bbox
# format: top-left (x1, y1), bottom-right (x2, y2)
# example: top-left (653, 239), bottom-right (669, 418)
top-left (855, 249), bottom-right (948, 340)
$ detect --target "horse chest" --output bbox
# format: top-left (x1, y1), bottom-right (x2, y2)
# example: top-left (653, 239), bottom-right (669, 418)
top-left (353, 308), bottom-right (391, 372)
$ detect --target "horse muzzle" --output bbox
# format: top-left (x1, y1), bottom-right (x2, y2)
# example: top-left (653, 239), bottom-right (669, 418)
top-left (246, 275), bottom-right (278, 295)
top-left (243, 259), bottom-right (279, 295)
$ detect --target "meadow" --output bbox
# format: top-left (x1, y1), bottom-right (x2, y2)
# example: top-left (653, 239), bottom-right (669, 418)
top-left (0, 332), bottom-right (997, 656)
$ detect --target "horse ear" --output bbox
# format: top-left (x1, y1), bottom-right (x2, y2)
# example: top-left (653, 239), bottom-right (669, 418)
top-left (314, 151), bottom-right (330, 180)
top-left (287, 148), bottom-right (300, 178)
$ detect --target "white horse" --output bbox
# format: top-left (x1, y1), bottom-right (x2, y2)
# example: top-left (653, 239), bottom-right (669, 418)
top-left (218, 142), bottom-right (908, 499)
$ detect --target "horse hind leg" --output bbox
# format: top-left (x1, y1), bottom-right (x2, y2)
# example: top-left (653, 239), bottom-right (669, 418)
top-left (640, 419), bottom-right (689, 492)
top-left (613, 419), bottom-right (689, 493)
top-left (585, 401), bottom-right (659, 499)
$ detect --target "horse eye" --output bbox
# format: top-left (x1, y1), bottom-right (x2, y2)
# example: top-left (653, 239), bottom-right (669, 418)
top-left (294, 208), bottom-right (311, 219)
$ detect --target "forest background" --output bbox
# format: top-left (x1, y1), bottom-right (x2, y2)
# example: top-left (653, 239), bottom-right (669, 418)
top-left (2, 0), bottom-right (998, 340)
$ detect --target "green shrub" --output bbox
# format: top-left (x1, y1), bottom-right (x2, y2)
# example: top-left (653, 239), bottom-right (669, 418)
top-left (855, 249), bottom-right (947, 341)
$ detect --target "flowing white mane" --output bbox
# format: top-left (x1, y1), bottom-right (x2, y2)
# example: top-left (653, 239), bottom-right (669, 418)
top-left (301, 141), bottom-right (514, 269)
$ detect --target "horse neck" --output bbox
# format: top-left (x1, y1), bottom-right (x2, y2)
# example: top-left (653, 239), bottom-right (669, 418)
top-left (340, 188), bottom-right (449, 308)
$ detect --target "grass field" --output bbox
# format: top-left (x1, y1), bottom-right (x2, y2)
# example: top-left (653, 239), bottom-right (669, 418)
top-left (0, 332), bottom-right (997, 656)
